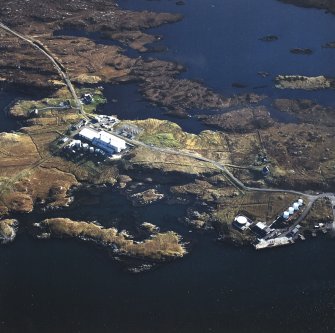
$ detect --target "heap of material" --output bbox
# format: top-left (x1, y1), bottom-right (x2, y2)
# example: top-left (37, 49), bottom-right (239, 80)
top-left (254, 237), bottom-right (293, 250)
top-left (79, 128), bottom-right (126, 154)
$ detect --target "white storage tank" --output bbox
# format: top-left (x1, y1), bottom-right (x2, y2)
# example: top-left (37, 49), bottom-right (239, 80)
top-left (283, 211), bottom-right (290, 219)
top-left (89, 147), bottom-right (95, 154)
top-left (288, 207), bottom-right (295, 215)
top-left (235, 216), bottom-right (248, 226)
top-left (294, 202), bottom-right (300, 210)
top-left (74, 140), bottom-right (82, 148)
top-left (298, 198), bottom-right (304, 206)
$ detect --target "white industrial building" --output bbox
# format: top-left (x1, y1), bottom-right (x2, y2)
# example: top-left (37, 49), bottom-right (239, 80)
top-left (93, 131), bottom-right (126, 154)
top-left (79, 128), bottom-right (97, 142)
top-left (79, 127), bottom-right (126, 155)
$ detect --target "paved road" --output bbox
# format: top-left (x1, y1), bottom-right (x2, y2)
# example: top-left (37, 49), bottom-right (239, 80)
top-left (110, 131), bottom-right (335, 226)
top-left (0, 21), bottom-right (85, 118)
top-left (2, 21), bottom-right (334, 227)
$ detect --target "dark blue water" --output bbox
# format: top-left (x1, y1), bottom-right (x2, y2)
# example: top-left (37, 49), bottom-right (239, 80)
top-left (0, 90), bottom-right (20, 132)
top-left (1, 225), bottom-right (335, 333)
top-left (1, 1), bottom-right (335, 332)
top-left (100, 83), bottom-right (209, 133)
top-left (121, 0), bottom-right (335, 104)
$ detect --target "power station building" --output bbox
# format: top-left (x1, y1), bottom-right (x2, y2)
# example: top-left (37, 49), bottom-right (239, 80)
top-left (92, 131), bottom-right (126, 154)
top-left (79, 128), bottom-right (126, 155)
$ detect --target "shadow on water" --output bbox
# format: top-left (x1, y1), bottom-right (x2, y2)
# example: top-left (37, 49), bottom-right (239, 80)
top-left (0, 90), bottom-right (21, 132)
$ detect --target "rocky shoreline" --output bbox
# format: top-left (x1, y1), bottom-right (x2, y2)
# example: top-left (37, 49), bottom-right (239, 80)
top-left (35, 218), bottom-right (186, 261)
top-left (279, 0), bottom-right (335, 14)
top-left (0, 0), bottom-right (334, 268)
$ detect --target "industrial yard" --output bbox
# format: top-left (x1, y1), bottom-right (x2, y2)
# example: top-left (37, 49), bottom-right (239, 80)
top-left (58, 115), bottom-right (134, 161)
top-left (233, 197), bottom-right (334, 249)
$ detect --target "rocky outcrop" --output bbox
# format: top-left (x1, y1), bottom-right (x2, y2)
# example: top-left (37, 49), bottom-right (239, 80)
top-left (200, 107), bottom-right (274, 132)
top-left (129, 189), bottom-right (164, 206)
top-left (322, 41), bottom-right (335, 48)
top-left (290, 48), bottom-right (313, 55)
top-left (273, 98), bottom-right (335, 127)
top-left (279, 0), bottom-right (335, 14)
top-left (275, 75), bottom-right (334, 90)
top-left (37, 218), bottom-right (186, 260)
top-left (0, 219), bottom-right (18, 244)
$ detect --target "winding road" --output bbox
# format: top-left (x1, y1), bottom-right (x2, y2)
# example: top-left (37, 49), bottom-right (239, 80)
top-left (1, 21), bottom-right (334, 229)
top-left (0, 21), bottom-right (86, 118)
top-left (111, 131), bottom-right (335, 228)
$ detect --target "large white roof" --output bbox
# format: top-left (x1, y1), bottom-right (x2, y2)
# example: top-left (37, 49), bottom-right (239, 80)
top-left (79, 127), bottom-right (98, 141)
top-left (235, 216), bottom-right (248, 225)
top-left (98, 131), bottom-right (126, 148)
top-left (256, 222), bottom-right (266, 229)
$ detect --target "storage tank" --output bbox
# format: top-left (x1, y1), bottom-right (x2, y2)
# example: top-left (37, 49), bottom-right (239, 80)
top-left (74, 140), bottom-right (82, 148)
top-left (294, 202), bottom-right (300, 210)
top-left (298, 198), bottom-right (304, 206)
top-left (82, 143), bottom-right (89, 151)
top-left (288, 207), bottom-right (294, 215)
top-left (235, 216), bottom-right (248, 225)
top-left (283, 211), bottom-right (290, 219)
top-left (89, 147), bottom-right (95, 154)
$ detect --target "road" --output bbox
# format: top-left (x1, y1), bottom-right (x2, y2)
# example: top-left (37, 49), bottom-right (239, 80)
top-left (1, 21), bottom-right (334, 228)
top-left (0, 21), bottom-right (86, 118)
top-left (110, 131), bottom-right (335, 228)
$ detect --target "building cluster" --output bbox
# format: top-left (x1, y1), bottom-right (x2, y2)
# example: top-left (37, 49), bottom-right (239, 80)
top-left (61, 126), bottom-right (127, 160)
top-left (233, 198), bottom-right (306, 250)
top-left (281, 199), bottom-right (304, 221)
top-left (59, 113), bottom-right (128, 159)
top-left (255, 237), bottom-right (293, 250)
top-left (81, 93), bottom-right (93, 105)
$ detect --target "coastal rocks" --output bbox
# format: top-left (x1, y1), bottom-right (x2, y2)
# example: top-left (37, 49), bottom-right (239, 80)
top-left (322, 41), bottom-right (335, 48)
top-left (259, 35), bottom-right (279, 42)
top-left (290, 48), bottom-right (313, 55)
top-left (109, 55), bottom-right (231, 116)
top-left (117, 175), bottom-right (133, 189)
top-left (0, 219), bottom-right (18, 244)
top-left (185, 210), bottom-right (212, 229)
top-left (273, 98), bottom-right (335, 126)
top-left (258, 72), bottom-right (271, 78)
top-left (279, 0), bottom-right (335, 15)
top-left (37, 218), bottom-right (187, 260)
top-left (141, 222), bottom-right (160, 233)
top-left (106, 30), bottom-right (157, 52)
top-left (200, 107), bottom-right (274, 132)
top-left (129, 189), bottom-right (164, 207)
top-left (275, 75), bottom-right (335, 90)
